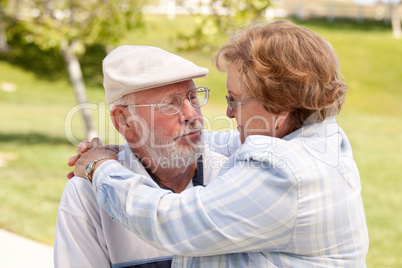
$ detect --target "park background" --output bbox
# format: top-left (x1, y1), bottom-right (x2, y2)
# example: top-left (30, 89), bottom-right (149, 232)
top-left (1, 0), bottom-right (402, 267)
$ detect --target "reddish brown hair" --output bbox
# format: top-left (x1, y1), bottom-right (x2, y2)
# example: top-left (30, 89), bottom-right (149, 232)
top-left (215, 20), bottom-right (348, 129)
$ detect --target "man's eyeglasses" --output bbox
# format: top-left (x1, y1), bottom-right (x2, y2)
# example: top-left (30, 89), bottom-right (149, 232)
top-left (122, 87), bottom-right (210, 116)
top-left (225, 95), bottom-right (253, 111)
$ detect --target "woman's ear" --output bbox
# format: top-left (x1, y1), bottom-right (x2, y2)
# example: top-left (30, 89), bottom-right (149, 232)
top-left (275, 111), bottom-right (290, 130)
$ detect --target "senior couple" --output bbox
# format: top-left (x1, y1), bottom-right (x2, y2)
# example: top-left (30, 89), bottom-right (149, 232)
top-left (55, 20), bottom-right (369, 267)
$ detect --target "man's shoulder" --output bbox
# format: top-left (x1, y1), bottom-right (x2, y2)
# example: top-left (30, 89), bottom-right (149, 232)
top-left (64, 176), bottom-right (94, 195)
top-left (58, 176), bottom-right (98, 217)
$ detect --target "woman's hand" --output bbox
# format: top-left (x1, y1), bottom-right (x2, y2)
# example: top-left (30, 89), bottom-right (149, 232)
top-left (67, 137), bottom-right (123, 179)
top-left (73, 147), bottom-right (118, 180)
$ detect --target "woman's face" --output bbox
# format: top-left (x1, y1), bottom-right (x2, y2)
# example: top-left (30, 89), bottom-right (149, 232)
top-left (225, 63), bottom-right (278, 143)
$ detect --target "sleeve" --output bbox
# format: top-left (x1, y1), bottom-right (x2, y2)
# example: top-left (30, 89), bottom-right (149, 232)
top-left (54, 178), bottom-right (110, 268)
top-left (203, 130), bottom-right (241, 157)
top-left (93, 159), bottom-right (298, 256)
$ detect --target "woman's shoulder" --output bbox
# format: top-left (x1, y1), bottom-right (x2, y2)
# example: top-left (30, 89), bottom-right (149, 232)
top-left (236, 118), bottom-right (352, 173)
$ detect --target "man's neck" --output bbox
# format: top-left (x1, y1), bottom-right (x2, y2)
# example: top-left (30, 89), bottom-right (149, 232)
top-left (130, 146), bottom-right (198, 193)
top-left (150, 160), bottom-right (197, 193)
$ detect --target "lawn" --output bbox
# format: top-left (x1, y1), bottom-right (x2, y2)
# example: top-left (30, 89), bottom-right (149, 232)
top-left (0, 15), bottom-right (401, 267)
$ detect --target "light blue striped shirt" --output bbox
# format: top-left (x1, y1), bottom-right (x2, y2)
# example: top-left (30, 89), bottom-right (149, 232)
top-left (93, 117), bottom-right (369, 267)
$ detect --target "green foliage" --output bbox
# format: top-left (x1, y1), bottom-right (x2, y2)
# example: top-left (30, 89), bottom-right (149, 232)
top-left (176, 0), bottom-right (270, 52)
top-left (6, 0), bottom-right (145, 54)
top-left (0, 0), bottom-right (8, 11)
top-left (0, 32), bottom-right (106, 87)
top-left (0, 0), bottom-right (148, 92)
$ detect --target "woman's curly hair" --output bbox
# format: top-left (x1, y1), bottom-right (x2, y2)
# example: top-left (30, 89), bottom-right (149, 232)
top-left (215, 20), bottom-right (348, 130)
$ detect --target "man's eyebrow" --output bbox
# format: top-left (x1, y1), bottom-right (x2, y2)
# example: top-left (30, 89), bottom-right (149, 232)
top-left (175, 89), bottom-right (195, 96)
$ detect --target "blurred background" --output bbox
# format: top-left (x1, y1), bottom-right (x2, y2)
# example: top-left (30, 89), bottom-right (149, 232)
top-left (0, 0), bottom-right (401, 267)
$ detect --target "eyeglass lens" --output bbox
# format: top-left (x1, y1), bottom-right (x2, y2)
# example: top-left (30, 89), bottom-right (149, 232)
top-left (225, 95), bottom-right (236, 111)
top-left (159, 88), bottom-right (208, 115)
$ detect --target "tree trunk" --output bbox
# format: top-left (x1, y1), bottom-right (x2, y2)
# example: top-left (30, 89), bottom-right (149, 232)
top-left (61, 41), bottom-right (98, 141)
top-left (0, 21), bottom-right (10, 53)
top-left (391, 4), bottom-right (401, 39)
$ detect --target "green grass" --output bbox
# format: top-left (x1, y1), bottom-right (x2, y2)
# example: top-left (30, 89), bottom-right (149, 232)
top-left (0, 16), bottom-right (401, 266)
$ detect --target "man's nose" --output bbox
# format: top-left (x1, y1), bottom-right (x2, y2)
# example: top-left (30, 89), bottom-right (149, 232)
top-left (179, 98), bottom-right (199, 122)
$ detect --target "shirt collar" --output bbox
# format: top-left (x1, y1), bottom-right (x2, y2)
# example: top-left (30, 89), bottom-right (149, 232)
top-left (118, 146), bottom-right (204, 193)
top-left (154, 156), bottom-right (204, 193)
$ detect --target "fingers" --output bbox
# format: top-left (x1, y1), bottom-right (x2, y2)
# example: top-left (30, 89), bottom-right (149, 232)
top-left (91, 137), bottom-right (103, 147)
top-left (68, 155), bottom-right (80, 167)
top-left (77, 140), bottom-right (91, 154)
top-left (76, 137), bottom-right (103, 154)
top-left (73, 140), bottom-right (117, 168)
top-left (67, 171), bottom-right (75, 180)
top-left (68, 137), bottom-right (108, 180)
top-left (104, 144), bottom-right (125, 154)
top-left (72, 147), bottom-right (118, 179)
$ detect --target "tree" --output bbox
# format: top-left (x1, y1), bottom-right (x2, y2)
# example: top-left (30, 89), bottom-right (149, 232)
top-left (389, 1), bottom-right (401, 39)
top-left (7, 0), bottom-right (145, 140)
top-left (0, 0), bottom-right (10, 53)
top-left (176, 0), bottom-right (271, 52)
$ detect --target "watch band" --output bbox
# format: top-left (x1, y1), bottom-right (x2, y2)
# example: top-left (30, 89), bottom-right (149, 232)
top-left (84, 157), bottom-right (115, 182)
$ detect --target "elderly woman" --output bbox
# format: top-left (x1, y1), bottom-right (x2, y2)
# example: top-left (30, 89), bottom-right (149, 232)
top-left (74, 20), bottom-right (369, 267)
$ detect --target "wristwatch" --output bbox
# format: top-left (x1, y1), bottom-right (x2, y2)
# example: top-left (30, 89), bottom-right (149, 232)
top-left (84, 157), bottom-right (114, 182)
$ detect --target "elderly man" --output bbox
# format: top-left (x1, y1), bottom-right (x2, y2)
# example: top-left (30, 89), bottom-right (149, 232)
top-left (54, 46), bottom-right (229, 267)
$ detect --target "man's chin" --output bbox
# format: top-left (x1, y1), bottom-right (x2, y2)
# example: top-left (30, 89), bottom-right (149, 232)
top-left (156, 146), bottom-right (201, 169)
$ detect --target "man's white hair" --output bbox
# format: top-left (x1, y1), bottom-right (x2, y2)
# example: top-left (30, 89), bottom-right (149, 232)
top-left (108, 92), bottom-right (137, 111)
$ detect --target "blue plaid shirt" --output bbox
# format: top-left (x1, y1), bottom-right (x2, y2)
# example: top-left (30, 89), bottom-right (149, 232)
top-left (93, 117), bottom-right (369, 267)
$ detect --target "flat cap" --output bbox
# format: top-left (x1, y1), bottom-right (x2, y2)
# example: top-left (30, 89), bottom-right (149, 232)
top-left (103, 45), bottom-right (209, 104)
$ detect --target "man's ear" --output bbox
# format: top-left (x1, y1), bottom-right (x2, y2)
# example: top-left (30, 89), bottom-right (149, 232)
top-left (111, 106), bottom-right (149, 145)
top-left (110, 106), bottom-right (131, 137)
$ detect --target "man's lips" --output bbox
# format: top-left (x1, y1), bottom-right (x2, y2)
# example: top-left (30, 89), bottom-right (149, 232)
top-left (174, 130), bottom-right (202, 140)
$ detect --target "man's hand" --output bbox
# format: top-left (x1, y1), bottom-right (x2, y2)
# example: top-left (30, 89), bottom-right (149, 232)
top-left (67, 137), bottom-right (123, 179)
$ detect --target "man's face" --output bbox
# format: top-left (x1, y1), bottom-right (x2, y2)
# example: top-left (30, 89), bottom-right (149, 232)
top-left (126, 80), bottom-right (204, 168)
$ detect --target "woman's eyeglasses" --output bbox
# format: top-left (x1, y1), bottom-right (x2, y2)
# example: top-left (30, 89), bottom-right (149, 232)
top-left (225, 95), bottom-right (253, 111)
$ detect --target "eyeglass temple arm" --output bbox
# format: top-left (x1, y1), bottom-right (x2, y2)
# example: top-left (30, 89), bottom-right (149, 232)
top-left (123, 104), bottom-right (158, 107)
